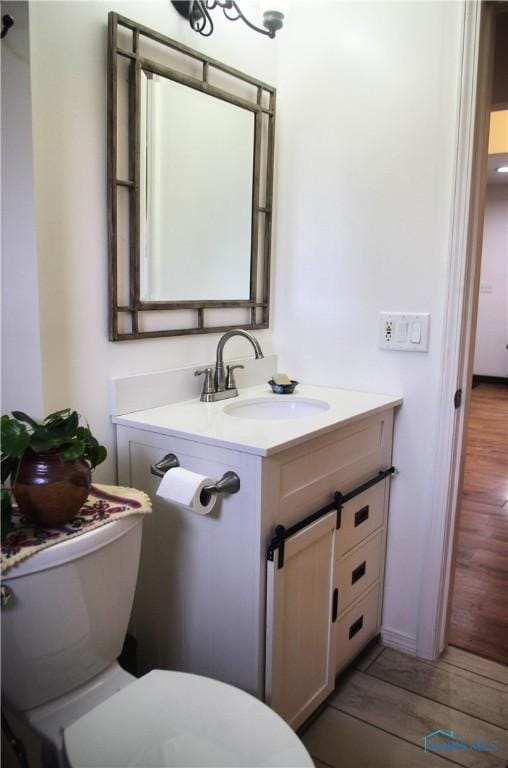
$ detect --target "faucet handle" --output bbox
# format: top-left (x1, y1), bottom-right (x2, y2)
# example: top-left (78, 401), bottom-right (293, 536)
top-left (226, 364), bottom-right (244, 391)
top-left (194, 367), bottom-right (215, 399)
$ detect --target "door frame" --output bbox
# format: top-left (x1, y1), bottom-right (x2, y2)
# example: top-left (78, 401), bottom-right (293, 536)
top-left (416, 0), bottom-right (496, 660)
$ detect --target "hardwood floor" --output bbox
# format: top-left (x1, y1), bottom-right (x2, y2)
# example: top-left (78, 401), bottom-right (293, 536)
top-left (301, 644), bottom-right (508, 768)
top-left (449, 383), bottom-right (508, 664)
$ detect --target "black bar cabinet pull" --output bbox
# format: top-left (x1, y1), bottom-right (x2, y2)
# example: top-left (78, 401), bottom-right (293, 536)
top-left (351, 561), bottom-right (366, 584)
top-left (341, 466), bottom-right (396, 504)
top-left (349, 615), bottom-right (364, 639)
top-left (354, 505), bottom-right (369, 527)
top-left (332, 588), bottom-right (339, 622)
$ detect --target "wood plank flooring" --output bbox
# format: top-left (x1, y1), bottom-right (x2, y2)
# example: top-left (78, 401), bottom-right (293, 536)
top-left (449, 383), bottom-right (508, 664)
top-left (301, 644), bottom-right (508, 768)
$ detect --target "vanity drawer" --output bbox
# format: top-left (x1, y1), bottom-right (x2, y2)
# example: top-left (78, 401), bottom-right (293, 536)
top-left (269, 411), bottom-right (394, 532)
top-left (336, 531), bottom-right (383, 615)
top-left (335, 583), bottom-right (380, 675)
top-left (336, 482), bottom-right (386, 557)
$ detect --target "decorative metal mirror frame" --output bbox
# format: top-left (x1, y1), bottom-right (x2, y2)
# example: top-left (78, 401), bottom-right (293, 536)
top-left (107, 12), bottom-right (276, 340)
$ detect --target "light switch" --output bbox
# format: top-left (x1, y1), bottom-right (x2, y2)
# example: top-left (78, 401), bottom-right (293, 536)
top-left (410, 322), bottom-right (421, 344)
top-left (396, 321), bottom-right (408, 342)
top-left (379, 312), bottom-right (430, 352)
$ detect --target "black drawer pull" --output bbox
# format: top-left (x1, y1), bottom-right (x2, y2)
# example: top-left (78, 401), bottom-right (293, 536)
top-left (351, 560), bottom-right (366, 584)
top-left (349, 615), bottom-right (364, 639)
top-left (332, 588), bottom-right (339, 623)
top-left (354, 505), bottom-right (369, 527)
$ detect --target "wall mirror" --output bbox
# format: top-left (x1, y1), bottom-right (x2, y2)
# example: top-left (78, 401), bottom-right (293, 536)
top-left (107, 13), bottom-right (276, 340)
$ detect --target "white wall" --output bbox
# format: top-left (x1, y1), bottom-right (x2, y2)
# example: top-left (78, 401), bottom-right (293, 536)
top-left (1, 0), bottom-right (43, 417)
top-left (27, 1), bottom-right (279, 481)
top-left (273, 1), bottom-right (465, 650)
top-left (474, 184), bottom-right (508, 377)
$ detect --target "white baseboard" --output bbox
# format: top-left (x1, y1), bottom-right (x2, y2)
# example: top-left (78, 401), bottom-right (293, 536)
top-left (381, 627), bottom-right (417, 656)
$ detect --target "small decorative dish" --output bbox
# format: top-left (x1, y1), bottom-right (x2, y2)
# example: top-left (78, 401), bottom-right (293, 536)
top-left (268, 379), bottom-right (299, 395)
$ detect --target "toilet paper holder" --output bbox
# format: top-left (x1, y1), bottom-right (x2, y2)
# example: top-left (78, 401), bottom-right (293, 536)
top-left (150, 453), bottom-right (240, 504)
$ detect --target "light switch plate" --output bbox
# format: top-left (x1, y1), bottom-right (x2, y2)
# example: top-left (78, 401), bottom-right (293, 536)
top-left (379, 312), bottom-right (430, 352)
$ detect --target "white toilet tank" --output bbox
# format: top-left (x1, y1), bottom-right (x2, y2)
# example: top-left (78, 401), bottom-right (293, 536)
top-left (1, 516), bottom-right (143, 713)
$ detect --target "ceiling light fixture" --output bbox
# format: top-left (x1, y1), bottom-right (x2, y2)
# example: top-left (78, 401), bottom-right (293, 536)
top-left (171, 1), bottom-right (284, 38)
top-left (495, 166), bottom-right (508, 173)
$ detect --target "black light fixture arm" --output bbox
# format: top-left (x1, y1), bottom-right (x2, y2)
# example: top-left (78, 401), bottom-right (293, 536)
top-left (171, 1), bottom-right (283, 39)
top-left (172, 1), bottom-right (214, 37)
top-left (194, 1), bottom-right (215, 37)
top-left (1, 14), bottom-right (14, 40)
top-left (222, 2), bottom-right (275, 38)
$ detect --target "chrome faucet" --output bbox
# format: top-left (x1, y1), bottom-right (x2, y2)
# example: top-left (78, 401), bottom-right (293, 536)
top-left (194, 329), bottom-right (264, 402)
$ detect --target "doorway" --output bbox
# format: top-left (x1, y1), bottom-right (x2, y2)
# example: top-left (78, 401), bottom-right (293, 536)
top-left (448, 381), bottom-right (508, 663)
top-left (446, 8), bottom-right (508, 665)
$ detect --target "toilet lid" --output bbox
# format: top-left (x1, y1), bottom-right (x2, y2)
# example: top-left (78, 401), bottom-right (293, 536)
top-left (64, 670), bottom-right (313, 768)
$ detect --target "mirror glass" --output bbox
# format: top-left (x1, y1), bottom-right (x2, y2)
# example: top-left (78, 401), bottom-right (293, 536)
top-left (139, 73), bottom-right (254, 302)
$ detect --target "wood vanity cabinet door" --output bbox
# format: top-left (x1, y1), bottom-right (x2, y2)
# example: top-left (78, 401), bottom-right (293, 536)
top-left (265, 511), bottom-right (336, 730)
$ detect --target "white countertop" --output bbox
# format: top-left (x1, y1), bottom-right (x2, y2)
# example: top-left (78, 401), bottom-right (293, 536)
top-left (113, 384), bottom-right (402, 457)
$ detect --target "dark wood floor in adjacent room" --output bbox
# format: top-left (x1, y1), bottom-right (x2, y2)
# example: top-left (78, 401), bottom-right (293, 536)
top-left (449, 382), bottom-right (508, 665)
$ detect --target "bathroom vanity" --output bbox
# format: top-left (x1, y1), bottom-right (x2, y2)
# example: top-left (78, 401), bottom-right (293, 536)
top-left (114, 377), bottom-right (401, 729)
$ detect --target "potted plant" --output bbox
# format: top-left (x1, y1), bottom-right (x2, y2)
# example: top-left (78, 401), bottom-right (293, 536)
top-left (1, 409), bottom-right (107, 529)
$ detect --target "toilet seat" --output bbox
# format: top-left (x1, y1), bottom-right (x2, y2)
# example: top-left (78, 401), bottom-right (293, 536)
top-left (64, 670), bottom-right (313, 767)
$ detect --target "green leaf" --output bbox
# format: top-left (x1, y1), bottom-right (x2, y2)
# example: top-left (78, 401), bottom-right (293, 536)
top-left (96, 445), bottom-right (107, 466)
top-left (58, 440), bottom-right (85, 461)
top-left (44, 408), bottom-right (72, 424)
top-left (1, 487), bottom-right (12, 512)
top-left (11, 411), bottom-right (40, 430)
top-left (89, 444), bottom-right (107, 470)
top-left (60, 411), bottom-right (79, 435)
top-left (30, 433), bottom-right (59, 451)
top-left (1, 416), bottom-right (30, 458)
top-left (76, 426), bottom-right (91, 441)
top-left (1, 456), bottom-right (19, 484)
top-left (44, 411), bottom-right (78, 434)
top-left (1, 487), bottom-right (14, 536)
top-left (85, 435), bottom-right (99, 450)
top-left (31, 411), bottom-right (80, 451)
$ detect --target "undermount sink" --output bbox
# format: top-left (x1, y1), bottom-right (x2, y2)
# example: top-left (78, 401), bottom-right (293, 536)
top-left (223, 397), bottom-right (330, 421)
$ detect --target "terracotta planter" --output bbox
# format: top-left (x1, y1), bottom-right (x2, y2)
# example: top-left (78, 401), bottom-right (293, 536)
top-left (13, 452), bottom-right (92, 526)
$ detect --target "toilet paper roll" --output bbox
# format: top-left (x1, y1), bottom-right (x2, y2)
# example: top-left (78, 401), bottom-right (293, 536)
top-left (156, 467), bottom-right (217, 515)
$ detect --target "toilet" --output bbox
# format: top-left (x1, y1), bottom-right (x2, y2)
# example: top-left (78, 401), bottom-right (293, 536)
top-left (1, 516), bottom-right (313, 767)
